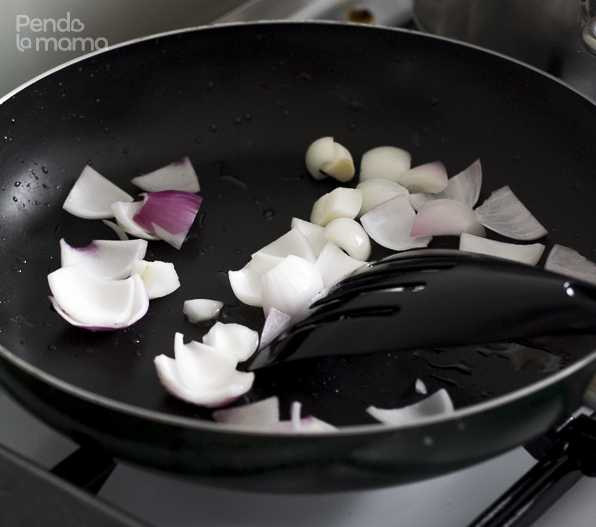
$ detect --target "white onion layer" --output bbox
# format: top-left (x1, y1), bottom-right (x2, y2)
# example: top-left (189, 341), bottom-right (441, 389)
top-left (310, 187), bottom-right (362, 227)
top-left (261, 255), bottom-right (324, 318)
top-left (131, 157), bottom-right (200, 193)
top-left (367, 389), bottom-right (454, 426)
top-left (255, 227), bottom-right (316, 263)
top-left (544, 245), bottom-right (596, 286)
top-left (323, 219), bottom-right (371, 261)
top-left (357, 178), bottom-right (409, 217)
top-left (202, 322), bottom-right (259, 362)
top-left (111, 201), bottom-right (159, 240)
top-left (154, 333), bottom-right (254, 408)
top-left (183, 299), bottom-right (224, 324)
top-left (228, 252), bottom-right (284, 307)
top-left (291, 218), bottom-right (327, 257)
top-left (459, 233), bottom-right (545, 265)
top-left (48, 264), bottom-right (149, 329)
top-left (131, 260), bottom-right (180, 299)
top-left (360, 194), bottom-right (432, 251)
top-left (399, 161), bottom-right (448, 194)
top-left (359, 146), bottom-right (411, 183)
top-left (102, 220), bottom-right (129, 241)
top-left (60, 239), bottom-right (148, 280)
top-left (315, 242), bottom-right (366, 288)
top-left (411, 199), bottom-right (486, 237)
top-left (305, 137), bottom-right (355, 182)
top-left (259, 308), bottom-right (292, 350)
top-left (63, 165), bottom-right (133, 219)
top-left (474, 186), bottom-right (548, 240)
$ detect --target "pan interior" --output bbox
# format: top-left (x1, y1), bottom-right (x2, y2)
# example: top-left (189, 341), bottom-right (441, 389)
top-left (1, 22), bottom-right (596, 428)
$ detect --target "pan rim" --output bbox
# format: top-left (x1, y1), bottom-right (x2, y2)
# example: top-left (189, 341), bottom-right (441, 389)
top-left (1, 20), bottom-right (596, 438)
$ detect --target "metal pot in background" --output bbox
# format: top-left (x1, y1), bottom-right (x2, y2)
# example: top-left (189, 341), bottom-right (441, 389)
top-left (412, 0), bottom-right (596, 100)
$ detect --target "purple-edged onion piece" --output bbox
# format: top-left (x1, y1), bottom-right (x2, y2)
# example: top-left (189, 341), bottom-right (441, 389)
top-left (60, 239), bottom-right (148, 280)
top-left (411, 199), bottom-right (486, 237)
top-left (360, 194), bottom-right (432, 251)
top-left (544, 245), bottom-right (596, 286)
top-left (474, 186), bottom-right (547, 240)
top-left (111, 201), bottom-right (159, 241)
top-left (367, 389), bottom-right (454, 426)
top-left (183, 299), bottom-right (224, 324)
top-left (48, 264), bottom-right (149, 330)
top-left (459, 233), bottom-right (545, 265)
top-left (154, 333), bottom-right (254, 408)
top-left (63, 166), bottom-right (133, 219)
top-left (131, 157), bottom-right (200, 193)
top-left (133, 190), bottom-right (202, 249)
top-left (203, 322), bottom-right (259, 362)
top-left (399, 161), bottom-right (448, 194)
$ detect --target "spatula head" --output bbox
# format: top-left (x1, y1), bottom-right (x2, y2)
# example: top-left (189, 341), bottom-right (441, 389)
top-left (245, 250), bottom-right (596, 370)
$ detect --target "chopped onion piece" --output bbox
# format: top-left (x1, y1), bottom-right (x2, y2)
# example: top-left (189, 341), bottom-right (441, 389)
top-left (438, 158), bottom-right (482, 207)
top-left (475, 186), bottom-right (547, 240)
top-left (48, 264), bottom-right (149, 329)
top-left (315, 242), bottom-right (366, 287)
top-left (131, 157), bottom-right (200, 193)
top-left (408, 192), bottom-right (431, 211)
top-left (183, 299), bottom-right (224, 324)
top-left (63, 165), bottom-right (133, 219)
top-left (254, 227), bottom-right (316, 263)
top-left (131, 260), bottom-right (180, 299)
top-left (261, 255), bottom-right (324, 318)
top-left (152, 223), bottom-right (188, 250)
top-left (319, 142), bottom-right (355, 182)
top-left (132, 190), bottom-right (202, 248)
top-left (154, 333), bottom-right (254, 408)
top-left (310, 187), bottom-right (362, 227)
top-left (399, 161), bottom-right (448, 194)
top-left (229, 252), bottom-right (284, 307)
top-left (259, 308), bottom-right (292, 350)
top-left (357, 178), bottom-right (409, 216)
top-left (544, 245), bottom-right (596, 286)
top-left (459, 233), bottom-right (545, 265)
top-left (291, 218), bottom-right (327, 257)
top-left (323, 218), bottom-right (371, 261)
top-left (60, 239), bottom-right (148, 280)
top-left (212, 397), bottom-right (280, 426)
top-left (264, 401), bottom-right (338, 432)
top-left (411, 199), bottom-right (486, 237)
top-left (367, 389), bottom-right (454, 426)
top-left (415, 379), bottom-right (427, 395)
top-left (203, 322), bottom-right (259, 362)
top-left (305, 137), bottom-right (355, 182)
top-left (360, 194), bottom-right (432, 251)
top-left (111, 201), bottom-right (159, 240)
top-left (359, 146), bottom-right (411, 183)
top-left (102, 220), bottom-right (129, 240)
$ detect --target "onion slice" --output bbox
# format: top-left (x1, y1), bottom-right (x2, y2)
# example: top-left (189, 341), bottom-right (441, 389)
top-left (459, 233), bottom-right (545, 265)
top-left (229, 252), bottom-right (284, 307)
top-left (263, 401), bottom-right (338, 432)
top-left (544, 244), bottom-right (596, 286)
top-left (111, 201), bottom-right (159, 240)
top-left (183, 299), bottom-right (224, 324)
top-left (310, 187), bottom-right (362, 227)
top-left (261, 255), bottom-right (324, 318)
top-left (63, 165), bottom-right (133, 219)
top-left (255, 227), bottom-right (316, 263)
top-left (259, 308), bottom-right (292, 350)
top-left (367, 389), bottom-right (454, 426)
top-left (48, 264), bottom-right (149, 329)
top-left (305, 137), bottom-right (355, 182)
top-left (357, 178), bottom-right (409, 217)
top-left (291, 218), bottom-right (327, 257)
top-left (154, 333), bottom-right (254, 408)
top-left (131, 157), bottom-right (200, 193)
top-left (474, 186), bottom-right (547, 240)
top-left (202, 322), bottom-right (259, 362)
top-left (359, 146), bottom-right (411, 183)
top-left (315, 242), bottom-right (366, 288)
top-left (411, 199), bottom-right (486, 237)
top-left (323, 218), bottom-right (371, 261)
top-left (102, 220), bottom-right (129, 241)
top-left (360, 194), bottom-right (432, 251)
top-left (60, 239), bottom-right (148, 280)
top-left (131, 260), bottom-right (180, 299)
top-left (399, 161), bottom-right (448, 194)
top-left (132, 190), bottom-right (202, 249)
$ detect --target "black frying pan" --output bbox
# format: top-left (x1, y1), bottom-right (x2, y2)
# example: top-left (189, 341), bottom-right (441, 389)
top-left (1, 21), bottom-right (596, 492)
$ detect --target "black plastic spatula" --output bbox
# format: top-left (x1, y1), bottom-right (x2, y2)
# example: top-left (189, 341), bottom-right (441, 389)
top-left (243, 249), bottom-right (596, 370)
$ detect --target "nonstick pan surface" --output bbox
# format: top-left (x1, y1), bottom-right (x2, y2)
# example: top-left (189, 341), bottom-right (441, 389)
top-left (1, 21), bottom-right (596, 491)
